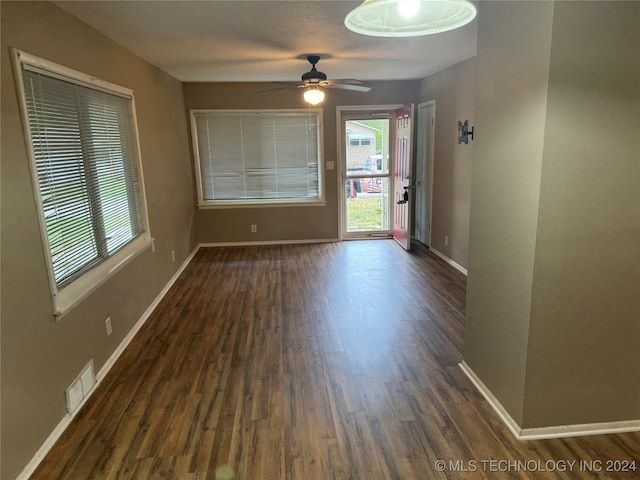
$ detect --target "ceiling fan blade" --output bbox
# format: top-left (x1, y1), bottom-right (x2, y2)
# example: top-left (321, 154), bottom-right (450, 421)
top-left (331, 79), bottom-right (365, 85)
top-left (256, 83), bottom-right (299, 93)
top-left (258, 57), bottom-right (371, 94)
top-left (326, 83), bottom-right (372, 92)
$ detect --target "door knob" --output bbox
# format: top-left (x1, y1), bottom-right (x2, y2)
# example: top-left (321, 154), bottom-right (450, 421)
top-left (397, 189), bottom-right (409, 204)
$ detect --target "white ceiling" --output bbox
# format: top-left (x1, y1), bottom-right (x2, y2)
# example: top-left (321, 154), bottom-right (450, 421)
top-left (55, 0), bottom-right (478, 83)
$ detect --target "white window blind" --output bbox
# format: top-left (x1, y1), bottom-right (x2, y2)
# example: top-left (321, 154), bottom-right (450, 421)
top-left (192, 110), bottom-right (323, 206)
top-left (21, 64), bottom-right (146, 288)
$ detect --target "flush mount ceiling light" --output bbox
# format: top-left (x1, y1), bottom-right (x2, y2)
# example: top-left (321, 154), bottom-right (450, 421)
top-left (303, 88), bottom-right (325, 105)
top-left (344, 0), bottom-right (477, 37)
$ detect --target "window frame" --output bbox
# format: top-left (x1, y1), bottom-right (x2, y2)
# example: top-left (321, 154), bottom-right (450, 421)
top-left (189, 109), bottom-right (326, 209)
top-left (13, 49), bottom-right (153, 318)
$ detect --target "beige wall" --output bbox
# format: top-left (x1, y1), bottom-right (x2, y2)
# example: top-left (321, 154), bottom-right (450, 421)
top-left (419, 57), bottom-right (476, 268)
top-left (525, 0), bottom-right (640, 428)
top-left (465, 0), bottom-right (640, 430)
top-left (464, 0), bottom-right (555, 426)
top-left (183, 81), bottom-right (420, 244)
top-left (0, 2), bottom-right (197, 478)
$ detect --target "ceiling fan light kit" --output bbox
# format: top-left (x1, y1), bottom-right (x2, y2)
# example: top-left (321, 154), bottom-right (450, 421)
top-left (257, 56), bottom-right (371, 104)
top-left (344, 0), bottom-right (477, 37)
top-left (297, 55), bottom-right (370, 105)
top-left (303, 88), bottom-right (325, 105)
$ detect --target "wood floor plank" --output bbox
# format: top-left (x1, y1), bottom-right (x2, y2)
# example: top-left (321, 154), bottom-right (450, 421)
top-left (30, 241), bottom-right (640, 479)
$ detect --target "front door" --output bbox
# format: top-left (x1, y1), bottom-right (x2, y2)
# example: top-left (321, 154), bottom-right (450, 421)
top-left (393, 105), bottom-right (414, 250)
top-left (340, 110), bottom-right (393, 238)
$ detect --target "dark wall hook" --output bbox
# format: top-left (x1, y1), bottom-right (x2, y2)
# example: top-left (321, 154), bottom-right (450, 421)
top-left (457, 120), bottom-right (474, 144)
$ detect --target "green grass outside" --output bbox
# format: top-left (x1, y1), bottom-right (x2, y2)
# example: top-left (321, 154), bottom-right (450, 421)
top-left (45, 176), bottom-right (131, 253)
top-left (346, 196), bottom-right (386, 232)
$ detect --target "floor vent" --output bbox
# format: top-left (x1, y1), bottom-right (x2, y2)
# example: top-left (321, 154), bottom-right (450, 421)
top-left (64, 360), bottom-right (96, 414)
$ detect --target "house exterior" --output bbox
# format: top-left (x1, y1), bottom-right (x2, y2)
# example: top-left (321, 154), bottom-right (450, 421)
top-left (1, 1), bottom-right (638, 478)
top-left (345, 121), bottom-right (378, 171)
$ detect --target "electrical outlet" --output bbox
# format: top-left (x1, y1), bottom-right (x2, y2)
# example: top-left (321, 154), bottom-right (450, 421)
top-left (105, 317), bottom-right (112, 336)
top-left (444, 235), bottom-right (449, 246)
top-left (251, 224), bottom-right (257, 233)
top-left (171, 250), bottom-right (175, 263)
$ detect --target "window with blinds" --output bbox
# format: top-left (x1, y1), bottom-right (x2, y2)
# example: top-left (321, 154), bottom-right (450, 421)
top-left (190, 110), bottom-right (324, 206)
top-left (14, 50), bottom-right (151, 316)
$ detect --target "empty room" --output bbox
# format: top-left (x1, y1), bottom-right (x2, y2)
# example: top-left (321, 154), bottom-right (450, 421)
top-left (1, 1), bottom-right (638, 479)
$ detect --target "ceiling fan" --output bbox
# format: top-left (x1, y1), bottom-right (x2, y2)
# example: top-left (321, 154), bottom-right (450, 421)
top-left (260, 55), bottom-right (372, 95)
top-left (298, 55), bottom-right (371, 92)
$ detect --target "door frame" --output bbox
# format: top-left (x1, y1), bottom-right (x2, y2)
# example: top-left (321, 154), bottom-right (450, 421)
top-left (392, 104), bottom-right (414, 250)
top-left (415, 100), bottom-right (436, 246)
top-left (336, 105), bottom-right (403, 241)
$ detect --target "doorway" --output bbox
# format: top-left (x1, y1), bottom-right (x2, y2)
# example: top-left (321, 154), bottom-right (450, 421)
top-left (338, 107), bottom-right (396, 239)
top-left (415, 101), bottom-right (435, 246)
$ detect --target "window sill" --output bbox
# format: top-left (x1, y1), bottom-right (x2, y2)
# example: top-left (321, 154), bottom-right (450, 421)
top-left (53, 236), bottom-right (153, 320)
top-left (197, 200), bottom-right (327, 209)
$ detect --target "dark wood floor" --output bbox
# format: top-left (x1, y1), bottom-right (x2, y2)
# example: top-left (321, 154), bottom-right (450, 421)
top-left (32, 241), bottom-right (639, 479)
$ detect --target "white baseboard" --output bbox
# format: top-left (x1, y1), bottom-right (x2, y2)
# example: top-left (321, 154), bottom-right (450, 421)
top-left (199, 238), bottom-right (338, 247)
top-left (17, 245), bottom-right (200, 480)
top-left (429, 247), bottom-right (468, 276)
top-left (16, 411), bottom-right (77, 480)
top-left (520, 420), bottom-right (640, 440)
top-left (95, 245), bottom-right (200, 380)
top-left (458, 361), bottom-right (522, 438)
top-left (459, 361), bottom-right (640, 441)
